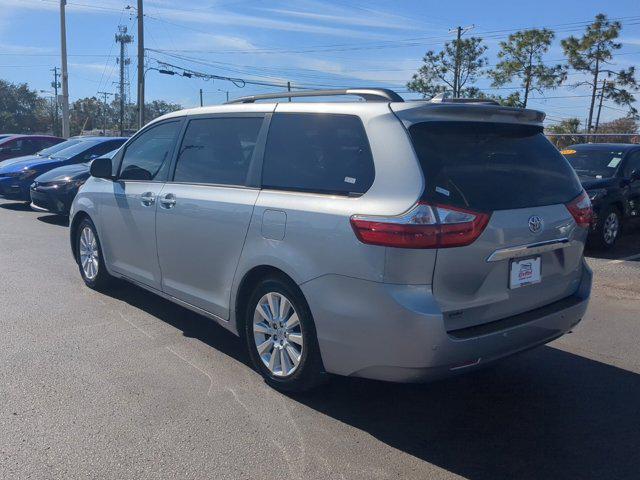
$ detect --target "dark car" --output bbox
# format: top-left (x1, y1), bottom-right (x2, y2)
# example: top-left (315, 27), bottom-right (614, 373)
top-left (30, 148), bottom-right (120, 215)
top-left (0, 137), bottom-right (126, 202)
top-left (0, 134), bottom-right (64, 161)
top-left (563, 143), bottom-right (640, 249)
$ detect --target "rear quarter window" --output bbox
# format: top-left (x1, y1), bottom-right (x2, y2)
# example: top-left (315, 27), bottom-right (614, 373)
top-left (262, 113), bottom-right (374, 196)
top-left (409, 122), bottom-right (582, 211)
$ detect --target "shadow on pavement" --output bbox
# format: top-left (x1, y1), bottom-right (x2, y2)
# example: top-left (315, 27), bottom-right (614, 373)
top-left (36, 214), bottom-right (69, 227)
top-left (103, 282), bottom-right (640, 480)
top-left (0, 201), bottom-right (31, 211)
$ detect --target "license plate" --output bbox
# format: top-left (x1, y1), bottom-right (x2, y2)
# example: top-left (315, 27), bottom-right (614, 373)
top-left (509, 257), bottom-right (541, 289)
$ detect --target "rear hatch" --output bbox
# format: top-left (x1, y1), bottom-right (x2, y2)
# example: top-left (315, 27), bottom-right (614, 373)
top-left (393, 104), bottom-right (586, 332)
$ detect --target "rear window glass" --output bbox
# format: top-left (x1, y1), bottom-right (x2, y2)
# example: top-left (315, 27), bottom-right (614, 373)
top-left (262, 113), bottom-right (374, 196)
top-left (408, 122), bottom-right (582, 211)
top-left (562, 147), bottom-right (626, 179)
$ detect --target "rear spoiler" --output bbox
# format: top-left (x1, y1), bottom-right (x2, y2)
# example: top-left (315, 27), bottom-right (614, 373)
top-left (390, 102), bottom-right (545, 128)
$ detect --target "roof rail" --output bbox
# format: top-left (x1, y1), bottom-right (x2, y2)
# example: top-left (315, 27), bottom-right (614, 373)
top-left (225, 88), bottom-right (404, 104)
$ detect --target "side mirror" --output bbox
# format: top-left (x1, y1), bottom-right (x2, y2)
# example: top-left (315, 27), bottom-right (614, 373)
top-left (90, 157), bottom-right (114, 179)
top-left (631, 170), bottom-right (640, 181)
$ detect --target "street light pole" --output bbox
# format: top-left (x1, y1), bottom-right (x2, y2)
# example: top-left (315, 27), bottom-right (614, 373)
top-left (59, 0), bottom-right (70, 138)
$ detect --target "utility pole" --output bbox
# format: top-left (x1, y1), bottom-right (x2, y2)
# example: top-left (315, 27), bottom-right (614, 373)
top-left (594, 79), bottom-right (607, 134)
top-left (97, 91), bottom-right (113, 135)
top-left (59, 1), bottom-right (70, 138)
top-left (51, 67), bottom-right (61, 136)
top-left (199, 88), bottom-right (203, 107)
top-left (217, 89), bottom-right (229, 102)
top-left (287, 81), bottom-right (292, 102)
top-left (136, 0), bottom-right (145, 129)
top-left (115, 25), bottom-right (133, 136)
top-left (449, 25), bottom-right (474, 97)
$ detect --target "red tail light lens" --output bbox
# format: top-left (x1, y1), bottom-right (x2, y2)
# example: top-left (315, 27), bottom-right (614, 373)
top-left (566, 190), bottom-right (593, 228)
top-left (350, 202), bottom-right (490, 249)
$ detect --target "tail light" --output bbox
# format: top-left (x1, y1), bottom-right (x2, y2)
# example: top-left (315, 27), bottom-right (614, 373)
top-left (566, 190), bottom-right (593, 228)
top-left (350, 202), bottom-right (490, 249)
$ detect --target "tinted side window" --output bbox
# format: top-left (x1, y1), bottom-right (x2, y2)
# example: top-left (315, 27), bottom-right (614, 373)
top-left (262, 113), bottom-right (374, 195)
top-left (173, 117), bottom-right (263, 185)
top-left (86, 140), bottom-right (124, 159)
top-left (119, 121), bottom-right (181, 181)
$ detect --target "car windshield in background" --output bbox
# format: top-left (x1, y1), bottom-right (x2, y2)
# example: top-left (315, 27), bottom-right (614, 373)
top-left (38, 139), bottom-right (83, 157)
top-left (562, 147), bottom-right (625, 178)
top-left (408, 122), bottom-right (582, 212)
top-left (50, 140), bottom-right (102, 160)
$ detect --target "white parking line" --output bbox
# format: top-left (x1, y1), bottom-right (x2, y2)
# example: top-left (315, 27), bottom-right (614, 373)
top-left (607, 253), bottom-right (640, 265)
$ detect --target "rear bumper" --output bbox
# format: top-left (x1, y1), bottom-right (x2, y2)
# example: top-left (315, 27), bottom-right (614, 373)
top-left (302, 260), bottom-right (592, 383)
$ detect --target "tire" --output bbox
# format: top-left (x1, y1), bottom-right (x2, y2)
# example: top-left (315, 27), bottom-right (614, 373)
top-left (591, 206), bottom-right (622, 250)
top-left (243, 275), bottom-right (326, 393)
top-left (75, 217), bottom-right (113, 290)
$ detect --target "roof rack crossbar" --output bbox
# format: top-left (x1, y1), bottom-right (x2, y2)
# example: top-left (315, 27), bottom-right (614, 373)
top-left (225, 88), bottom-right (404, 104)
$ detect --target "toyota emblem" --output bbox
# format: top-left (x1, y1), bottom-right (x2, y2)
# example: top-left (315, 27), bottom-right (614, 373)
top-left (528, 215), bottom-right (543, 234)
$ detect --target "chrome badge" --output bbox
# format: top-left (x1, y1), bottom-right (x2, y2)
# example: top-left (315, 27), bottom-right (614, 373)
top-left (528, 215), bottom-right (543, 234)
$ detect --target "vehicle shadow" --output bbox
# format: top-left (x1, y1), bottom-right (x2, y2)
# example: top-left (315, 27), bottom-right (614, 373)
top-left (0, 201), bottom-right (31, 211)
top-left (103, 282), bottom-right (640, 479)
top-left (36, 214), bottom-right (69, 227)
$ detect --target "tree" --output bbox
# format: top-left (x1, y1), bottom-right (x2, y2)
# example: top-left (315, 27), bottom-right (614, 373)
top-left (561, 14), bottom-right (638, 132)
top-left (0, 80), bottom-right (50, 133)
top-left (546, 118), bottom-right (582, 148)
top-left (595, 116), bottom-right (639, 143)
top-left (490, 29), bottom-right (566, 108)
top-left (69, 97), bottom-right (106, 136)
top-left (407, 37), bottom-right (488, 98)
top-left (144, 100), bottom-right (182, 122)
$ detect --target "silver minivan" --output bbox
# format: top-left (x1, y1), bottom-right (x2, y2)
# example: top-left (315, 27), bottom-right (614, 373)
top-left (70, 89), bottom-right (593, 392)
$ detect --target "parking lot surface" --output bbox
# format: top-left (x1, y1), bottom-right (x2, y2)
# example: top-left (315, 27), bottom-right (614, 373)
top-left (1, 198), bottom-right (639, 480)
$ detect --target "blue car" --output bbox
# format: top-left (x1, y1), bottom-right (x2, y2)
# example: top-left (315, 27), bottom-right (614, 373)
top-left (0, 137), bottom-right (127, 201)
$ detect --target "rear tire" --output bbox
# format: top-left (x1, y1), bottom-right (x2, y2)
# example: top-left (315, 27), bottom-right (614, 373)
top-left (591, 206), bottom-right (621, 250)
top-left (75, 217), bottom-right (113, 290)
top-left (243, 275), bottom-right (326, 393)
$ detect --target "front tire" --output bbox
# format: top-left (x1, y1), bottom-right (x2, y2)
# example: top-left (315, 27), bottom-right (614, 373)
top-left (591, 206), bottom-right (621, 250)
top-left (75, 217), bottom-right (113, 290)
top-left (244, 275), bottom-right (325, 392)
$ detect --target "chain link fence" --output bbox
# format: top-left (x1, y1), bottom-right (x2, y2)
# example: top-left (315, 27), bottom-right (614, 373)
top-left (546, 133), bottom-right (640, 148)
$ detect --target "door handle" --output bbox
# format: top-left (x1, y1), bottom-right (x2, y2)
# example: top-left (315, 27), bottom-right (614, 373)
top-left (140, 191), bottom-right (155, 206)
top-left (160, 193), bottom-right (176, 209)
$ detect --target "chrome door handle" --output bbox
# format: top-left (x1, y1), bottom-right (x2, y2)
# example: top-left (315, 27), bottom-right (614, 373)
top-left (160, 193), bottom-right (176, 209)
top-left (140, 191), bottom-right (155, 206)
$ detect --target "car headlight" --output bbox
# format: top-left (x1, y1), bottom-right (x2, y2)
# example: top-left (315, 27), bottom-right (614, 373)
top-left (587, 189), bottom-right (607, 201)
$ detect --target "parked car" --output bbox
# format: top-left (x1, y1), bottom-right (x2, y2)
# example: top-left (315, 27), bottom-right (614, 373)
top-left (69, 89), bottom-right (593, 392)
top-left (30, 149), bottom-right (120, 215)
top-left (562, 144), bottom-right (640, 249)
top-left (0, 134), bottom-right (64, 161)
top-left (0, 137), bottom-right (126, 201)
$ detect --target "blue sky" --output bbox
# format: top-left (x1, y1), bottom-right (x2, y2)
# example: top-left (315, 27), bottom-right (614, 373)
top-left (0, 0), bottom-right (638, 127)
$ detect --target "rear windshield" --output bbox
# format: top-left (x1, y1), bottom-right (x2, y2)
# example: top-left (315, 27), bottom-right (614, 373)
top-left (50, 140), bottom-right (102, 160)
top-left (562, 147), bottom-right (625, 178)
top-left (38, 139), bottom-right (82, 157)
top-left (408, 122), bottom-right (582, 211)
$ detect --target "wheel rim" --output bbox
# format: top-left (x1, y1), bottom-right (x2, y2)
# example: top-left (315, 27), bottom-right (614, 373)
top-left (603, 212), bottom-right (619, 245)
top-left (79, 226), bottom-right (99, 280)
top-left (253, 292), bottom-right (303, 377)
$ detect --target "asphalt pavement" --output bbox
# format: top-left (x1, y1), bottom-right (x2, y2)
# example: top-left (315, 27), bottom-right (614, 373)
top-left (1, 198), bottom-right (639, 480)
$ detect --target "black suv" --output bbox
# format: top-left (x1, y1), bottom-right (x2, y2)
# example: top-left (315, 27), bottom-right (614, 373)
top-left (563, 143), bottom-right (640, 249)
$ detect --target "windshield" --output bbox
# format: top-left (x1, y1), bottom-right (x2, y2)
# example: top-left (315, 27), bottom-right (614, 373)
top-left (562, 147), bottom-right (625, 178)
top-left (409, 122), bottom-right (582, 211)
top-left (50, 139), bottom-right (101, 160)
top-left (38, 139), bottom-right (83, 157)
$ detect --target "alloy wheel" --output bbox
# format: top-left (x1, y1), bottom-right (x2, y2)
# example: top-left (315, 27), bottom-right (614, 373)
top-left (253, 292), bottom-right (303, 377)
top-left (603, 212), bottom-right (620, 245)
top-left (79, 226), bottom-right (99, 280)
